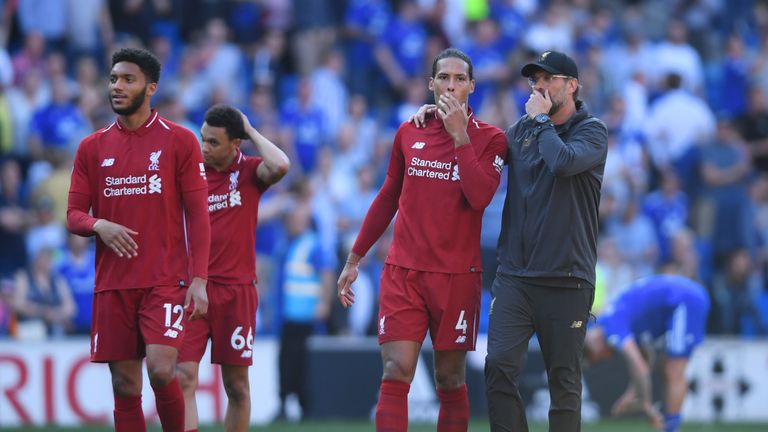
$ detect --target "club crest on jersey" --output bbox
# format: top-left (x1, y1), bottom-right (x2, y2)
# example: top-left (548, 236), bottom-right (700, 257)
top-left (229, 170), bottom-right (240, 191)
top-left (148, 150), bottom-right (162, 171)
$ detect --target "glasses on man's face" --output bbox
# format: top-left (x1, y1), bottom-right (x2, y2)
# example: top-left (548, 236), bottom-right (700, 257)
top-left (528, 74), bottom-right (571, 87)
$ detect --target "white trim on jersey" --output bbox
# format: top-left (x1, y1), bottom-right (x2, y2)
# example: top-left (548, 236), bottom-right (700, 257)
top-left (666, 303), bottom-right (688, 355)
top-left (182, 208), bottom-right (190, 258)
top-left (158, 118), bottom-right (171, 130)
top-left (145, 111), bottom-right (159, 128)
top-left (101, 123), bottom-right (116, 133)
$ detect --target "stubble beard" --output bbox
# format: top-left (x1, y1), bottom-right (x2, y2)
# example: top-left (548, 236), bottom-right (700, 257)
top-left (110, 87), bottom-right (147, 116)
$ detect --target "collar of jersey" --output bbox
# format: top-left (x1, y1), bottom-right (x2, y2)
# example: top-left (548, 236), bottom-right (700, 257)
top-left (114, 110), bottom-right (160, 136)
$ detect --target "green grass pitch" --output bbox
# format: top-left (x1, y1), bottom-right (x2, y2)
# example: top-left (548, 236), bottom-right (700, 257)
top-left (3, 420), bottom-right (767, 431)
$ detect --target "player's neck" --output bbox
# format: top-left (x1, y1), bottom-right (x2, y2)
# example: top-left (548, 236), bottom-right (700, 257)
top-left (551, 101), bottom-right (576, 125)
top-left (211, 148), bottom-right (238, 172)
top-left (118, 105), bottom-right (153, 130)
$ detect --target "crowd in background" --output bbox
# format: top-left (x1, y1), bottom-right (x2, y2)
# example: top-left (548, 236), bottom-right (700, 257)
top-left (2, 0), bottom-right (768, 343)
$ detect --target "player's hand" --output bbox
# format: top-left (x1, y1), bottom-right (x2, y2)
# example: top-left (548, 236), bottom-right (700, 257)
top-left (337, 261), bottom-right (359, 308)
top-left (93, 219), bottom-right (138, 258)
top-left (407, 104), bottom-right (437, 128)
top-left (185, 277), bottom-right (208, 321)
top-left (239, 110), bottom-right (254, 136)
top-left (436, 93), bottom-right (470, 146)
top-left (525, 89), bottom-right (552, 120)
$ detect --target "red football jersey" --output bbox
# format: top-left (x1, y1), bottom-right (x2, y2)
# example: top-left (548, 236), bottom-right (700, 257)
top-left (353, 113), bottom-right (508, 274)
top-left (68, 111), bottom-right (208, 292)
top-left (206, 150), bottom-right (267, 284)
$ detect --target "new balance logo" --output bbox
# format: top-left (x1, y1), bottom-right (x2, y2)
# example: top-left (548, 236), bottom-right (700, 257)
top-left (379, 316), bottom-right (386, 335)
top-left (455, 335), bottom-right (467, 344)
top-left (163, 329), bottom-right (179, 338)
top-left (241, 350), bottom-right (253, 359)
top-left (149, 174), bottom-right (162, 194)
top-left (101, 158), bottom-right (115, 167)
top-left (570, 321), bottom-right (583, 329)
top-left (412, 141), bottom-right (426, 149)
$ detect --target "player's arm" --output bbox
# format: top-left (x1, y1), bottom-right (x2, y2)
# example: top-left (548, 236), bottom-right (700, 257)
top-left (619, 338), bottom-right (664, 429)
top-left (537, 107), bottom-right (608, 177)
top-left (338, 132), bottom-right (405, 307)
top-left (182, 187), bottom-right (210, 321)
top-left (67, 140), bottom-right (139, 257)
top-left (455, 131), bottom-right (507, 210)
top-left (436, 93), bottom-right (507, 209)
top-left (241, 112), bottom-right (290, 185)
top-left (177, 129), bottom-right (212, 320)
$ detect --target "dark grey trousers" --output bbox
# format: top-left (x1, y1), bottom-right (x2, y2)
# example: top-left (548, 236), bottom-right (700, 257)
top-left (485, 273), bottom-right (594, 432)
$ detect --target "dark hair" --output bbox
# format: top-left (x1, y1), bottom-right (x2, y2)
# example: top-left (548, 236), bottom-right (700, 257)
top-left (204, 104), bottom-right (246, 140)
top-left (431, 48), bottom-right (473, 80)
top-left (111, 48), bottom-right (161, 83)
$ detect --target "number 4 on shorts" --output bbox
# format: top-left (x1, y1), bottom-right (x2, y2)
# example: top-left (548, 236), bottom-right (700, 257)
top-left (455, 310), bottom-right (467, 334)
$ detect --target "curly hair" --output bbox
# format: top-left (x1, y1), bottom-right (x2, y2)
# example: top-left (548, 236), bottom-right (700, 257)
top-left (111, 48), bottom-right (161, 83)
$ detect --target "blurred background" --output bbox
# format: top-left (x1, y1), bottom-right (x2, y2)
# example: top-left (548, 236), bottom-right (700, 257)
top-left (1, 0), bottom-right (768, 430)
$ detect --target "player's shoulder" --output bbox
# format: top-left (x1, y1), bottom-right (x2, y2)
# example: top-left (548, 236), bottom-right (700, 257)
top-left (150, 115), bottom-right (200, 149)
top-left (78, 121), bottom-right (119, 149)
top-left (469, 114), bottom-right (505, 137)
top-left (239, 153), bottom-right (263, 171)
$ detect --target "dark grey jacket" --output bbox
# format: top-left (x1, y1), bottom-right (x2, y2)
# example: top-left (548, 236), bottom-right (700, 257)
top-left (497, 101), bottom-right (607, 287)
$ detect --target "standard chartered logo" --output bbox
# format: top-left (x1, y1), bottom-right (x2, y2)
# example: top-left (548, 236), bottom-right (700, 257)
top-left (148, 174), bottom-right (162, 194)
top-left (229, 189), bottom-right (241, 206)
top-left (407, 156), bottom-right (459, 181)
top-left (103, 174), bottom-right (162, 197)
top-left (208, 189), bottom-right (242, 212)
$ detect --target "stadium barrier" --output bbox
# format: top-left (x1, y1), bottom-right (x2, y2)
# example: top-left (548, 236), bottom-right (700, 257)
top-left (1, 336), bottom-right (767, 427)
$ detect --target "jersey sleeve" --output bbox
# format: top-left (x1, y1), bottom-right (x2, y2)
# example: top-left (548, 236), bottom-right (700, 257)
top-left (249, 157), bottom-right (270, 193)
top-left (67, 138), bottom-right (97, 236)
top-left (176, 128), bottom-right (208, 193)
top-left (183, 187), bottom-right (210, 280)
top-left (455, 129), bottom-right (508, 210)
top-left (350, 129), bottom-right (405, 258)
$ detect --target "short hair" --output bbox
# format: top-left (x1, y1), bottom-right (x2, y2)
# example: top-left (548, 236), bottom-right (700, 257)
top-left (204, 104), bottom-right (246, 140)
top-left (431, 48), bottom-right (473, 80)
top-left (111, 48), bottom-right (161, 83)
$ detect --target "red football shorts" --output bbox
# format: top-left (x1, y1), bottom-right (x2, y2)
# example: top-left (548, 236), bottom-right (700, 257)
top-left (90, 285), bottom-right (187, 362)
top-left (378, 264), bottom-right (482, 351)
top-left (178, 281), bottom-right (258, 366)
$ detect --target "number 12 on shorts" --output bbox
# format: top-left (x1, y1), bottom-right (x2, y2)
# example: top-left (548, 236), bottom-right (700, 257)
top-left (455, 310), bottom-right (467, 334)
top-left (163, 303), bottom-right (184, 339)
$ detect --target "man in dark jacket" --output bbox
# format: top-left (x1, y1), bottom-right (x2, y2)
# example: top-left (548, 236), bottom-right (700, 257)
top-left (485, 51), bottom-right (608, 432)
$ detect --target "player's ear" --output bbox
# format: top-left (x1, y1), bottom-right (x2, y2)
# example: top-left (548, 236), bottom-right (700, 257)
top-left (468, 78), bottom-right (475, 94)
top-left (146, 82), bottom-right (158, 97)
top-left (428, 77), bottom-right (434, 92)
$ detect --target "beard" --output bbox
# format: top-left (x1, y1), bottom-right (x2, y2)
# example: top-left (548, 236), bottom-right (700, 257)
top-left (110, 86), bottom-right (147, 116)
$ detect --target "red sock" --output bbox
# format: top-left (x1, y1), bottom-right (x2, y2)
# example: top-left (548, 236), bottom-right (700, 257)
top-left (437, 384), bottom-right (469, 432)
top-left (153, 378), bottom-right (185, 432)
top-left (376, 379), bottom-right (410, 432)
top-left (114, 394), bottom-right (146, 432)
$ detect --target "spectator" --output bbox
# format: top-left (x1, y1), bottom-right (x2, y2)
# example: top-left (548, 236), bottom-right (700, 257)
top-left (0, 159), bottom-right (30, 279)
top-left (55, 233), bottom-right (95, 335)
top-left (12, 247), bottom-right (76, 338)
